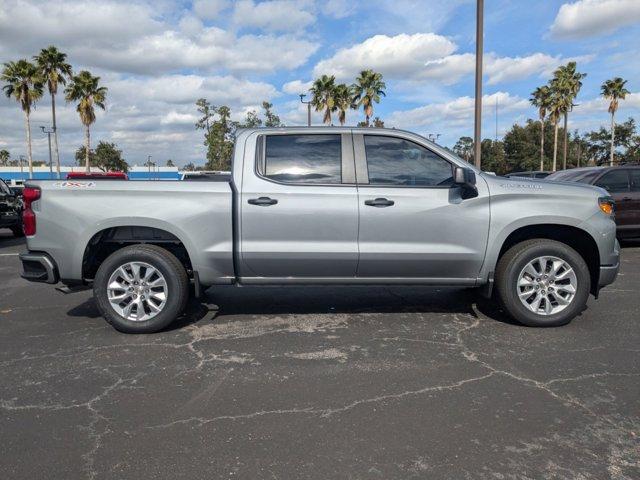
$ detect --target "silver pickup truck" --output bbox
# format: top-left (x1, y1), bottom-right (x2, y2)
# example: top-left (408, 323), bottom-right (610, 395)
top-left (19, 127), bottom-right (620, 333)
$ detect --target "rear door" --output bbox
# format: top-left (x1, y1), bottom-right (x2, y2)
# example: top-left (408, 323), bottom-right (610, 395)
top-left (239, 131), bottom-right (359, 278)
top-left (353, 133), bottom-right (490, 281)
top-left (594, 169), bottom-right (632, 237)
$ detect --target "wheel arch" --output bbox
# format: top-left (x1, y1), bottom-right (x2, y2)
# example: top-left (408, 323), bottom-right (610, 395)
top-left (494, 224), bottom-right (600, 295)
top-left (82, 225), bottom-right (194, 281)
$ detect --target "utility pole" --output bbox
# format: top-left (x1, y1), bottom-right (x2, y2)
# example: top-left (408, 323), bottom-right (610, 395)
top-left (473, 0), bottom-right (484, 169)
top-left (40, 126), bottom-right (55, 179)
top-left (299, 94), bottom-right (311, 126)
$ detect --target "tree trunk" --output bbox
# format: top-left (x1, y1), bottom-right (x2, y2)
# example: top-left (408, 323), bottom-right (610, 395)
top-left (552, 121), bottom-right (559, 172)
top-left (539, 118), bottom-right (545, 171)
top-left (365, 114), bottom-right (370, 127)
top-left (25, 111), bottom-right (33, 179)
top-left (85, 124), bottom-right (91, 172)
top-left (562, 112), bottom-right (568, 170)
top-left (610, 112), bottom-right (615, 167)
top-left (51, 93), bottom-right (61, 179)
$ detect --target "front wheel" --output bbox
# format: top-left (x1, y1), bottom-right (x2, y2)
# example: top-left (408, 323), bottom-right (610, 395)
top-left (495, 239), bottom-right (591, 327)
top-left (94, 244), bottom-right (189, 333)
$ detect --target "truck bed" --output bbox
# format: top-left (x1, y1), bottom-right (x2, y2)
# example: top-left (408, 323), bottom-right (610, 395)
top-left (26, 180), bottom-right (235, 285)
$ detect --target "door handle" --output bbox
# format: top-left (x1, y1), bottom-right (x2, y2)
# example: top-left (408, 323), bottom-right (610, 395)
top-left (621, 197), bottom-right (632, 201)
top-left (364, 198), bottom-right (395, 207)
top-left (248, 197), bottom-right (278, 206)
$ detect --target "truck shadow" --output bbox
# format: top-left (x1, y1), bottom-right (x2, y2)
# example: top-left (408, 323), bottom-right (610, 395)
top-left (170, 285), bottom-right (518, 330)
top-left (67, 286), bottom-right (517, 331)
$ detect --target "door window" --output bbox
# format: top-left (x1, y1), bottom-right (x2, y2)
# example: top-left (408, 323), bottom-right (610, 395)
top-left (261, 134), bottom-right (342, 184)
top-left (363, 135), bottom-right (453, 186)
top-left (630, 170), bottom-right (640, 192)
top-left (594, 170), bottom-right (630, 193)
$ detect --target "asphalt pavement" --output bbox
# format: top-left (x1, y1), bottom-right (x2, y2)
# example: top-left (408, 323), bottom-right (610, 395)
top-left (1, 230), bottom-right (639, 479)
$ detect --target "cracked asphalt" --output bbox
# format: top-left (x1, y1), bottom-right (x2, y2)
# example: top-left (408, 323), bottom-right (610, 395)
top-left (1, 230), bottom-right (639, 479)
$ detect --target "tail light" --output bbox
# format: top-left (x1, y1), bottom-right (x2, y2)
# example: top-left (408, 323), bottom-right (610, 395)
top-left (22, 187), bottom-right (40, 236)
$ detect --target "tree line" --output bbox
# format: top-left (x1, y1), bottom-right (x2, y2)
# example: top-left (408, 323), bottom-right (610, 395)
top-left (1, 46), bottom-right (108, 176)
top-left (194, 69), bottom-right (387, 171)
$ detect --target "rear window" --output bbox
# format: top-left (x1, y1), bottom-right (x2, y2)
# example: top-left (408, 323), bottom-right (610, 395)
top-left (261, 134), bottom-right (342, 184)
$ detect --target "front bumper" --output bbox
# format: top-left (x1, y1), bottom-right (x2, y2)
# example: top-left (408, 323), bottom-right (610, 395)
top-left (598, 239), bottom-right (620, 288)
top-left (19, 252), bottom-right (59, 284)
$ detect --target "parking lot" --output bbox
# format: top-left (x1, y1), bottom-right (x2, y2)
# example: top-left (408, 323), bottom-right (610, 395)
top-left (1, 230), bottom-right (638, 479)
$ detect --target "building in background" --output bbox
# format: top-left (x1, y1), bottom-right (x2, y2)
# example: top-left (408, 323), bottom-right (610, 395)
top-left (0, 165), bottom-right (181, 181)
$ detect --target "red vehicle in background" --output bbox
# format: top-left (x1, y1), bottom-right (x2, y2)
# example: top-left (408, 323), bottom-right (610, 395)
top-left (66, 172), bottom-right (128, 180)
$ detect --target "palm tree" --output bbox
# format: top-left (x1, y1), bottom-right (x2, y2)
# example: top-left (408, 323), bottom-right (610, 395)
top-left (552, 62), bottom-right (586, 169)
top-left (1, 60), bottom-right (43, 178)
top-left (0, 149), bottom-right (9, 166)
top-left (34, 46), bottom-right (72, 179)
top-left (530, 85), bottom-right (552, 171)
top-left (601, 77), bottom-right (630, 166)
top-left (333, 83), bottom-right (353, 126)
top-left (65, 71), bottom-right (107, 172)
top-left (351, 70), bottom-right (386, 126)
top-left (310, 75), bottom-right (336, 125)
top-left (548, 92), bottom-right (564, 172)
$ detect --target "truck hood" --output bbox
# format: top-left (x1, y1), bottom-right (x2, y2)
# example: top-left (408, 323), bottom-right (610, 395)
top-left (482, 173), bottom-right (608, 199)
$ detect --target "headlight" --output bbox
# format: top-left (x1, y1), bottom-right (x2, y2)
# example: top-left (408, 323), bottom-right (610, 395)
top-left (598, 196), bottom-right (615, 216)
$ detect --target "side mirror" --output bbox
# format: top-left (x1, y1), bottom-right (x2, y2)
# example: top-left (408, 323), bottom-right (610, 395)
top-left (454, 167), bottom-right (478, 198)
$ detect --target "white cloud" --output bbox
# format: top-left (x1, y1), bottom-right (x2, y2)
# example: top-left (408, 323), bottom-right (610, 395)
top-left (573, 92), bottom-right (640, 116)
top-left (314, 33), bottom-right (592, 86)
top-left (387, 92), bottom-right (529, 129)
top-left (485, 53), bottom-right (594, 85)
top-left (193, 0), bottom-right (230, 20)
top-left (0, 1), bottom-right (319, 75)
top-left (321, 0), bottom-right (357, 19)
top-left (282, 79), bottom-right (314, 95)
top-left (313, 33), bottom-right (456, 80)
top-left (550, 0), bottom-right (640, 39)
top-left (232, 0), bottom-right (316, 32)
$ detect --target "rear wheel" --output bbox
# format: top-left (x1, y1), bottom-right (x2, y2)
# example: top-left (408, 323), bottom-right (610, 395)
top-left (94, 244), bottom-right (189, 333)
top-left (495, 239), bottom-right (590, 327)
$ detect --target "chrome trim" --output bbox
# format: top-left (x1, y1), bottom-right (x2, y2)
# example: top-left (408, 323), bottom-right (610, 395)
top-left (239, 277), bottom-right (477, 285)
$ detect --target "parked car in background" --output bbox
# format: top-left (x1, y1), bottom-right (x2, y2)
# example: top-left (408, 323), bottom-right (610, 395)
top-left (66, 172), bottom-right (128, 180)
top-left (504, 171), bottom-right (552, 179)
top-left (19, 127), bottom-right (619, 332)
top-left (0, 178), bottom-right (23, 237)
top-left (547, 165), bottom-right (640, 239)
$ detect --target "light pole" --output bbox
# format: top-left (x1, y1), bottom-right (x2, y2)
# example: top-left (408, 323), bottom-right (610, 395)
top-left (299, 94), bottom-right (311, 126)
top-left (473, 0), bottom-right (484, 169)
top-left (428, 133), bottom-right (441, 143)
top-left (40, 126), bottom-right (56, 179)
top-left (147, 155), bottom-right (152, 179)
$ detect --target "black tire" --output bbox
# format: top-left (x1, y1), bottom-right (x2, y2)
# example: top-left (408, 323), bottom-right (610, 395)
top-left (93, 244), bottom-right (189, 333)
top-left (495, 239), bottom-right (590, 327)
top-left (11, 225), bottom-right (24, 237)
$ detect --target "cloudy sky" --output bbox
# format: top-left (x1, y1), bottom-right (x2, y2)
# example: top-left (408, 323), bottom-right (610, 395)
top-left (1, 0), bottom-right (639, 167)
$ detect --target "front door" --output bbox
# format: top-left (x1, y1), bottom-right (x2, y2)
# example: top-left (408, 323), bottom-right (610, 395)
top-left (354, 133), bottom-right (490, 281)
top-left (240, 132), bottom-right (359, 278)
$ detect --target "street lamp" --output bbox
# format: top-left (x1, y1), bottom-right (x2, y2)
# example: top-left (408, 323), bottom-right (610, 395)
top-left (427, 133), bottom-right (441, 143)
top-left (299, 94), bottom-right (311, 127)
top-left (473, 0), bottom-right (484, 169)
top-left (40, 126), bottom-right (55, 179)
